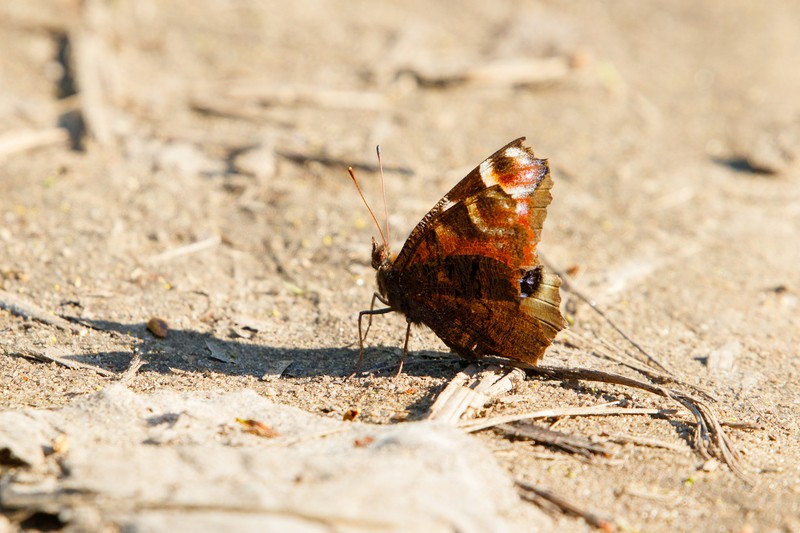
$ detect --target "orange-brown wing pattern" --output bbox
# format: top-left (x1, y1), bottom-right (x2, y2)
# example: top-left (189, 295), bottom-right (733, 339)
top-left (393, 137), bottom-right (553, 273)
top-left (377, 137), bottom-right (566, 364)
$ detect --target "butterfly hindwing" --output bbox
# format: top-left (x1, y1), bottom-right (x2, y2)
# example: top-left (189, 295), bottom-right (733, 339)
top-left (396, 256), bottom-right (564, 364)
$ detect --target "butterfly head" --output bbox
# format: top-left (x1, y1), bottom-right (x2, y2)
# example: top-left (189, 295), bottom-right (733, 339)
top-left (371, 236), bottom-right (392, 270)
top-left (371, 236), bottom-right (395, 304)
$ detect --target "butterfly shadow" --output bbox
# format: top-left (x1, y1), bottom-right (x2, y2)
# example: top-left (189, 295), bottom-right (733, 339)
top-left (57, 318), bottom-right (469, 381)
top-left (37, 319), bottom-right (708, 455)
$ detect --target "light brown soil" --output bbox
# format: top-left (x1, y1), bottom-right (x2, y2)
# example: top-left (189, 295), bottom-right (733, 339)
top-left (1, 1), bottom-right (799, 531)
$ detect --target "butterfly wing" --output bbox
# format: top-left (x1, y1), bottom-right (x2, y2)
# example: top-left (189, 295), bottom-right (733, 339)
top-left (396, 255), bottom-right (565, 364)
top-left (394, 137), bottom-right (552, 272)
top-left (387, 137), bottom-right (566, 363)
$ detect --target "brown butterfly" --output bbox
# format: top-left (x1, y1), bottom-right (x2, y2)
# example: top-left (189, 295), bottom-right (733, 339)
top-left (350, 137), bottom-right (566, 373)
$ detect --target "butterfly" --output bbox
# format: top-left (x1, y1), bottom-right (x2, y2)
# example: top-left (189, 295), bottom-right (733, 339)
top-left (350, 137), bottom-right (567, 374)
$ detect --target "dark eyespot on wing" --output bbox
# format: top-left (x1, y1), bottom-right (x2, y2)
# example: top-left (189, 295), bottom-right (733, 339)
top-left (520, 265), bottom-right (544, 298)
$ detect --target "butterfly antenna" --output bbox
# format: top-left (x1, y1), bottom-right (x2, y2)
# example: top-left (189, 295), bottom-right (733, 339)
top-left (348, 166), bottom-right (387, 246)
top-left (376, 145), bottom-right (390, 246)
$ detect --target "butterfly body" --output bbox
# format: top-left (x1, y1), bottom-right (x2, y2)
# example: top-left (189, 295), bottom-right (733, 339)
top-left (361, 137), bottom-right (566, 370)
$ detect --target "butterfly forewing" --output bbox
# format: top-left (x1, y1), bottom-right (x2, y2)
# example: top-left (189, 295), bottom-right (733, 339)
top-left (393, 137), bottom-right (552, 273)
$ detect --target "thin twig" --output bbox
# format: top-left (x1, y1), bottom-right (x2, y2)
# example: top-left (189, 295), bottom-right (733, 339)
top-left (528, 364), bottom-right (750, 482)
top-left (460, 404), bottom-right (670, 433)
top-left (566, 329), bottom-right (718, 402)
top-left (0, 289), bottom-right (84, 333)
top-left (402, 56), bottom-right (572, 88)
top-left (190, 96), bottom-right (280, 122)
top-left (516, 480), bottom-right (615, 532)
top-left (0, 128), bottom-right (69, 161)
top-left (600, 433), bottom-right (689, 453)
top-left (476, 356), bottom-right (750, 480)
top-left (568, 328), bottom-right (671, 381)
top-left (619, 485), bottom-right (680, 505)
top-left (278, 148), bottom-right (413, 175)
top-left (59, 316), bottom-right (132, 342)
top-left (541, 253), bottom-right (671, 373)
top-left (224, 83), bottom-right (388, 111)
top-left (147, 235), bottom-right (221, 264)
top-left (15, 349), bottom-right (115, 377)
top-left (496, 422), bottom-right (613, 457)
top-left (356, 353), bottom-right (457, 375)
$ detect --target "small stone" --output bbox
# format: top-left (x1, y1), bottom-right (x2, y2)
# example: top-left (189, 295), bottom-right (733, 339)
top-left (156, 141), bottom-right (224, 177)
top-left (146, 317), bottom-right (168, 338)
top-left (700, 458), bottom-right (719, 472)
top-left (232, 144), bottom-right (276, 180)
top-left (706, 341), bottom-right (740, 373)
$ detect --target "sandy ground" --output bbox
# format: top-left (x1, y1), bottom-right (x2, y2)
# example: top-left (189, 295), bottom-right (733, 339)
top-left (1, 1), bottom-right (800, 531)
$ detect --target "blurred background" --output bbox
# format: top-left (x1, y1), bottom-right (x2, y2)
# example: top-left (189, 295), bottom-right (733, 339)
top-left (1, 0), bottom-right (799, 529)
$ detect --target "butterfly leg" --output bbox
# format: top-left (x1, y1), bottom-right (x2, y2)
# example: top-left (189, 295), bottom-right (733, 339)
top-left (396, 321), bottom-right (412, 377)
top-left (356, 305), bottom-right (393, 374)
top-left (362, 292), bottom-right (391, 343)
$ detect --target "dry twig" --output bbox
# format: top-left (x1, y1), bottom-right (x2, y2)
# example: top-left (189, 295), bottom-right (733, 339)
top-left (425, 365), bottom-right (479, 424)
top-left (15, 347), bottom-right (115, 377)
top-left (223, 83), bottom-right (388, 111)
top-left (471, 355), bottom-right (750, 480)
top-left (516, 480), bottom-right (615, 532)
top-left (496, 422), bottom-right (613, 457)
top-left (425, 365), bottom-right (541, 424)
top-left (600, 432), bottom-right (688, 453)
top-left (403, 56), bottom-right (572, 88)
top-left (521, 364), bottom-right (750, 481)
top-left (540, 252), bottom-right (672, 374)
top-left (0, 128), bottom-right (69, 161)
top-left (460, 403), bottom-right (670, 433)
top-left (566, 329), bottom-right (717, 402)
top-left (277, 147), bottom-right (413, 175)
top-left (147, 236), bottom-right (221, 264)
top-left (0, 289), bottom-right (84, 333)
top-left (73, 7), bottom-right (114, 145)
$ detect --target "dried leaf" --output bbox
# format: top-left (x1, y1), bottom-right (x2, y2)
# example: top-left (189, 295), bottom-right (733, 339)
top-left (206, 340), bottom-right (235, 363)
top-left (236, 418), bottom-right (280, 438)
top-left (354, 435), bottom-right (375, 448)
top-left (342, 409), bottom-right (360, 422)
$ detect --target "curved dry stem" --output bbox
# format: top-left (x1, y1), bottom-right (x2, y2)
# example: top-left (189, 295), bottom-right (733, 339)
top-left (481, 357), bottom-right (752, 482)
